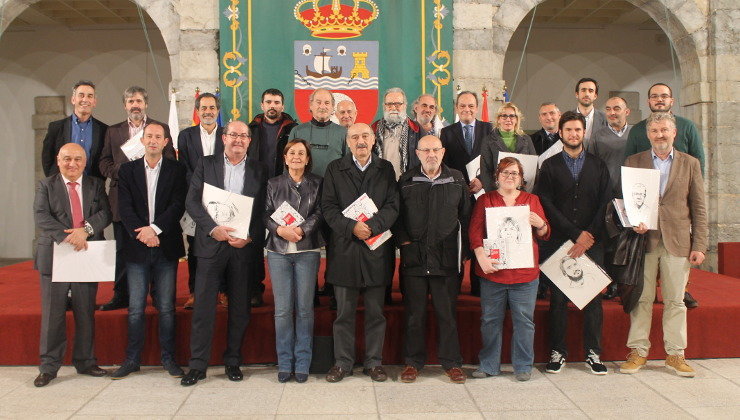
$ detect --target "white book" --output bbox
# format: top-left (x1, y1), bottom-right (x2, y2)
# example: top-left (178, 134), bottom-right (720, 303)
top-left (342, 193), bottom-right (392, 250)
top-left (120, 130), bottom-right (145, 161)
top-left (202, 183), bottom-right (254, 240)
top-left (271, 201), bottom-right (305, 227)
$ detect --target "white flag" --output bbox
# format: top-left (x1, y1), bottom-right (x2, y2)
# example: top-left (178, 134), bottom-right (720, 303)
top-left (168, 92), bottom-right (180, 150)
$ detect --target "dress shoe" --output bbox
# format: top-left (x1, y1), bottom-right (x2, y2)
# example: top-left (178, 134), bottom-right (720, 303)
top-left (684, 291), bottom-right (699, 309)
top-left (362, 366), bottom-right (388, 382)
top-left (99, 294), bottom-right (128, 311)
top-left (277, 371), bottom-right (292, 383)
top-left (294, 373), bottom-right (309, 383)
top-left (181, 369), bottom-right (206, 386)
top-left (34, 372), bottom-right (56, 387)
top-left (400, 365), bottom-right (418, 383)
top-left (78, 365), bottom-right (108, 377)
top-left (602, 282), bottom-right (618, 300)
top-left (225, 365), bottom-right (243, 381)
top-left (110, 363), bottom-right (140, 379)
top-left (218, 292), bottom-right (228, 308)
top-left (445, 367), bottom-right (466, 384)
top-left (163, 362), bottom-right (185, 377)
top-left (250, 294), bottom-right (264, 308)
top-left (183, 294), bottom-right (195, 310)
top-left (326, 365), bottom-right (352, 382)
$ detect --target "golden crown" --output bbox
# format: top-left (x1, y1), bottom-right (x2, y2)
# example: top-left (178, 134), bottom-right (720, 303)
top-left (294, 0), bottom-right (379, 39)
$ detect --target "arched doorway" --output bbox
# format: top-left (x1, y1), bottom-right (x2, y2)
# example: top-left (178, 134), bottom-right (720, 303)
top-left (0, 0), bottom-right (174, 258)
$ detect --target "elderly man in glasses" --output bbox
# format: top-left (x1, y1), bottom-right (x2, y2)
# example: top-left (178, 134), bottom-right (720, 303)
top-left (371, 87), bottom-right (422, 180)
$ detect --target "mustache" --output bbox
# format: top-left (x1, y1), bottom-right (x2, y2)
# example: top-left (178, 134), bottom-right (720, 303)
top-left (129, 107), bottom-right (143, 113)
top-left (355, 144), bottom-right (369, 149)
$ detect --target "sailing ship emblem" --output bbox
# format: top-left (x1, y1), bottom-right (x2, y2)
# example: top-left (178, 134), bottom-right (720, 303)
top-left (306, 49), bottom-right (343, 78)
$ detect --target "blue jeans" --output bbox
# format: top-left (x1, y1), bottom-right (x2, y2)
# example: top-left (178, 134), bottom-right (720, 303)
top-left (125, 248), bottom-right (178, 366)
top-left (267, 251), bottom-right (320, 374)
top-left (478, 277), bottom-right (538, 375)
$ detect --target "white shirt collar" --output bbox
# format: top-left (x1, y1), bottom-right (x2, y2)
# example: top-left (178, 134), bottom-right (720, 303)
top-left (352, 154), bottom-right (372, 171)
top-left (144, 156), bottom-right (163, 170)
top-left (61, 174), bottom-right (83, 185)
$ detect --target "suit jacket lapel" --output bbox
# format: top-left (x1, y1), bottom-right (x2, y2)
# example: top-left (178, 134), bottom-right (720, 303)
top-left (472, 120), bottom-right (485, 156)
top-left (215, 155), bottom-right (226, 190)
top-left (215, 128), bottom-right (225, 157)
top-left (133, 160), bottom-right (149, 213)
top-left (663, 151), bottom-right (680, 198)
top-left (81, 176), bottom-right (96, 220)
top-left (154, 160), bottom-right (171, 216)
top-left (192, 129), bottom-right (204, 159)
top-left (63, 117), bottom-right (72, 143)
top-left (451, 122), bottom-right (468, 158)
top-left (54, 175), bottom-right (73, 226)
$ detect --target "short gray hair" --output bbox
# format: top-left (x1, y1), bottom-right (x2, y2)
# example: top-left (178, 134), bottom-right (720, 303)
top-left (646, 112), bottom-right (676, 131)
top-left (309, 88), bottom-right (335, 106)
top-left (384, 87), bottom-right (407, 104)
top-left (123, 86), bottom-right (148, 104)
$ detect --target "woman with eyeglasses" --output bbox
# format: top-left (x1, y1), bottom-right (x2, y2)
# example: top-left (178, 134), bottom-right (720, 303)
top-left (264, 138), bottom-right (324, 383)
top-left (468, 156), bottom-right (550, 381)
top-left (479, 102), bottom-right (537, 191)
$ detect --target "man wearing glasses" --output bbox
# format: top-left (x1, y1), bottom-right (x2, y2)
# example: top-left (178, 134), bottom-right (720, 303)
top-left (371, 87), bottom-right (422, 180)
top-left (624, 83), bottom-right (705, 308)
top-left (181, 121), bottom-right (267, 386)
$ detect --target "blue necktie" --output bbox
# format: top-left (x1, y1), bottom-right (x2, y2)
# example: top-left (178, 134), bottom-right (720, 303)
top-left (463, 125), bottom-right (473, 155)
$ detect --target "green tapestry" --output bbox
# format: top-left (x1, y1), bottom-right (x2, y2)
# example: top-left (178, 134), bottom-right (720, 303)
top-left (219, 0), bottom-right (454, 125)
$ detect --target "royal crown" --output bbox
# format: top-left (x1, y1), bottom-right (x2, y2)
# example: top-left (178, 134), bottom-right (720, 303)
top-left (294, 0), bottom-right (379, 39)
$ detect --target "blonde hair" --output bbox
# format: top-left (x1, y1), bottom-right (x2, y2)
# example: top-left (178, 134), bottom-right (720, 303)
top-left (495, 102), bottom-right (525, 136)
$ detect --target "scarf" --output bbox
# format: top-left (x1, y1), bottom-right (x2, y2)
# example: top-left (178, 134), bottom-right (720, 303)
top-left (375, 118), bottom-right (409, 172)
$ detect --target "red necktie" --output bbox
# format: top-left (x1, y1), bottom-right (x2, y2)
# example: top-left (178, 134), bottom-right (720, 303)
top-left (67, 182), bottom-right (84, 228)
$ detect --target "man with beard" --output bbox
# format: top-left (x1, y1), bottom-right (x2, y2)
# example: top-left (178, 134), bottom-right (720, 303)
top-left (624, 83), bottom-right (705, 308)
top-left (178, 92), bottom-right (225, 309)
top-left (535, 111), bottom-right (611, 375)
top-left (530, 102), bottom-right (561, 155)
top-left (412, 94), bottom-right (447, 137)
top-left (247, 89), bottom-right (298, 307)
top-left (98, 86), bottom-right (175, 311)
top-left (573, 78), bottom-right (607, 147)
top-left (394, 135), bottom-right (470, 384)
top-left (336, 99), bottom-right (358, 128)
top-left (371, 87), bottom-right (421, 180)
top-left (288, 88), bottom-right (347, 177)
top-left (322, 123), bottom-right (399, 383)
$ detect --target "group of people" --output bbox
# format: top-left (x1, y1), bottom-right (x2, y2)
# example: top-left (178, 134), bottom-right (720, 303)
top-left (32, 76), bottom-right (707, 388)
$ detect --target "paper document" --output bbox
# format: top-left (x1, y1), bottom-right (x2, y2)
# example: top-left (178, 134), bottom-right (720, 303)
top-left (120, 130), bottom-right (145, 161)
top-left (538, 141), bottom-right (563, 169)
top-left (465, 156), bottom-right (485, 199)
top-left (612, 199), bottom-right (632, 228)
top-left (271, 201), bottom-right (305, 226)
top-left (202, 183), bottom-right (254, 240)
top-left (540, 241), bottom-right (612, 309)
top-left (180, 212), bottom-right (196, 236)
top-left (342, 193), bottom-right (392, 250)
top-left (52, 240), bottom-right (116, 282)
top-left (484, 205), bottom-right (534, 269)
top-left (621, 166), bottom-right (660, 230)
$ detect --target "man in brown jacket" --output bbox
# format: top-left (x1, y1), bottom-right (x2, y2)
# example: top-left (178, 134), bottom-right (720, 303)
top-left (619, 112), bottom-right (707, 377)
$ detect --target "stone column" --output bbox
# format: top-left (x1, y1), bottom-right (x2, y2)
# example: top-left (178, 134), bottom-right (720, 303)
top-left (32, 96), bottom-right (65, 182)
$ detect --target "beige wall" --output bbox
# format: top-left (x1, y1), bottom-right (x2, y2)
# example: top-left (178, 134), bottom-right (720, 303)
top-left (0, 25), bottom-right (170, 258)
top-left (503, 24), bottom-right (682, 131)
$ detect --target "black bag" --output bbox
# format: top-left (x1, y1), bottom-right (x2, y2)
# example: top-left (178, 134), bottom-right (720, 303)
top-left (605, 201), bottom-right (647, 313)
top-left (309, 335), bottom-right (334, 374)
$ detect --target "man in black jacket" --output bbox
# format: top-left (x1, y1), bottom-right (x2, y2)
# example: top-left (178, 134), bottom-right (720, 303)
top-left (322, 123), bottom-right (399, 383)
top-left (246, 88), bottom-right (298, 307)
top-left (534, 111), bottom-right (611, 376)
top-left (394, 135), bottom-right (470, 384)
top-left (530, 102), bottom-right (562, 155)
top-left (41, 80), bottom-right (108, 180)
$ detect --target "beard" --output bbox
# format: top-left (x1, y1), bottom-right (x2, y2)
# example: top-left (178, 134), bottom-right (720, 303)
top-left (384, 109), bottom-right (407, 125)
top-left (417, 113), bottom-right (433, 126)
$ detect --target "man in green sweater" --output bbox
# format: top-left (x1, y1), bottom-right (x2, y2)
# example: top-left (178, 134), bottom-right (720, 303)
top-left (625, 83), bottom-right (705, 174)
top-left (288, 88), bottom-right (347, 177)
top-left (624, 82), bottom-right (704, 309)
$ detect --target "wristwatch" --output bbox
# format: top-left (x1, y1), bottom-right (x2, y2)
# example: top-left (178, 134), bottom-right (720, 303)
top-left (83, 221), bottom-right (94, 237)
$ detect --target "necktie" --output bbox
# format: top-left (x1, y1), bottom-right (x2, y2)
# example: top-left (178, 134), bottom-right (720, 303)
top-left (67, 182), bottom-right (84, 228)
top-left (463, 125), bottom-right (473, 155)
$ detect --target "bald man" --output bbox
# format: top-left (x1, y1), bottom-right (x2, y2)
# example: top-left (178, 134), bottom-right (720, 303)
top-left (33, 143), bottom-right (112, 387)
top-left (336, 100), bottom-right (358, 128)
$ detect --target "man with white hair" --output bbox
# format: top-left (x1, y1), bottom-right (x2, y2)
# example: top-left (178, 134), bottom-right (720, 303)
top-left (412, 94), bottom-right (447, 137)
top-left (336, 99), bottom-right (358, 128)
top-left (371, 87), bottom-right (421, 180)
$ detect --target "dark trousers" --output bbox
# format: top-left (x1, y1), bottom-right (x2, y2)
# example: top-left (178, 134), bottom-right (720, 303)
top-left (403, 274), bottom-right (462, 370)
top-left (186, 234), bottom-right (228, 295)
top-left (249, 251), bottom-right (266, 298)
top-left (39, 274), bottom-right (97, 374)
top-left (545, 241), bottom-right (604, 356)
top-left (188, 244), bottom-right (255, 371)
top-left (333, 284), bottom-right (386, 370)
top-left (113, 221), bottom-right (128, 298)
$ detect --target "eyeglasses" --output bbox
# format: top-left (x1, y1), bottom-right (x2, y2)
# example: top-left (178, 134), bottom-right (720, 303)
top-left (417, 147), bottom-right (443, 153)
top-left (225, 133), bottom-right (250, 139)
top-left (498, 114), bottom-right (518, 119)
top-left (500, 170), bottom-right (521, 178)
top-left (384, 102), bottom-right (405, 108)
top-left (649, 94), bottom-right (672, 100)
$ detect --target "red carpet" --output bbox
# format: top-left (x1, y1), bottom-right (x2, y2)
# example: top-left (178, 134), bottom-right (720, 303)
top-left (0, 259), bottom-right (738, 366)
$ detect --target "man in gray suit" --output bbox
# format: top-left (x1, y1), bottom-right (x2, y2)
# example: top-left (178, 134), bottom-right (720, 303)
top-left (33, 143), bottom-right (112, 387)
top-left (574, 77), bottom-right (607, 148)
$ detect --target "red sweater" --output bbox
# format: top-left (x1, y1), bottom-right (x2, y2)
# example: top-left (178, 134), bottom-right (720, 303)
top-left (469, 190), bottom-right (550, 284)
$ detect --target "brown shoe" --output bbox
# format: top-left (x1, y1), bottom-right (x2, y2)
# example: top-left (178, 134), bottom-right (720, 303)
top-left (445, 367), bottom-right (466, 384)
top-left (34, 372), bottom-right (56, 387)
top-left (666, 354), bottom-right (696, 377)
top-left (326, 365), bottom-right (352, 382)
top-left (620, 349), bottom-right (647, 374)
top-left (183, 294), bottom-right (195, 310)
top-left (400, 365), bottom-right (418, 383)
top-left (78, 365), bottom-right (108, 377)
top-left (362, 366), bottom-right (388, 382)
top-left (218, 293), bottom-right (228, 308)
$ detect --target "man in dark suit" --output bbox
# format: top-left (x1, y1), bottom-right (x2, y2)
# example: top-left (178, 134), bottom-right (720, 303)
top-left (534, 111), bottom-right (611, 376)
top-left (41, 80), bottom-right (108, 179)
top-left (111, 122), bottom-right (187, 379)
top-left (181, 121), bottom-right (267, 386)
top-left (177, 92), bottom-right (224, 309)
top-left (441, 91), bottom-right (492, 296)
top-left (573, 78), bottom-right (607, 148)
top-left (530, 102), bottom-right (562, 155)
top-left (98, 86), bottom-right (175, 311)
top-left (33, 143), bottom-right (112, 387)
